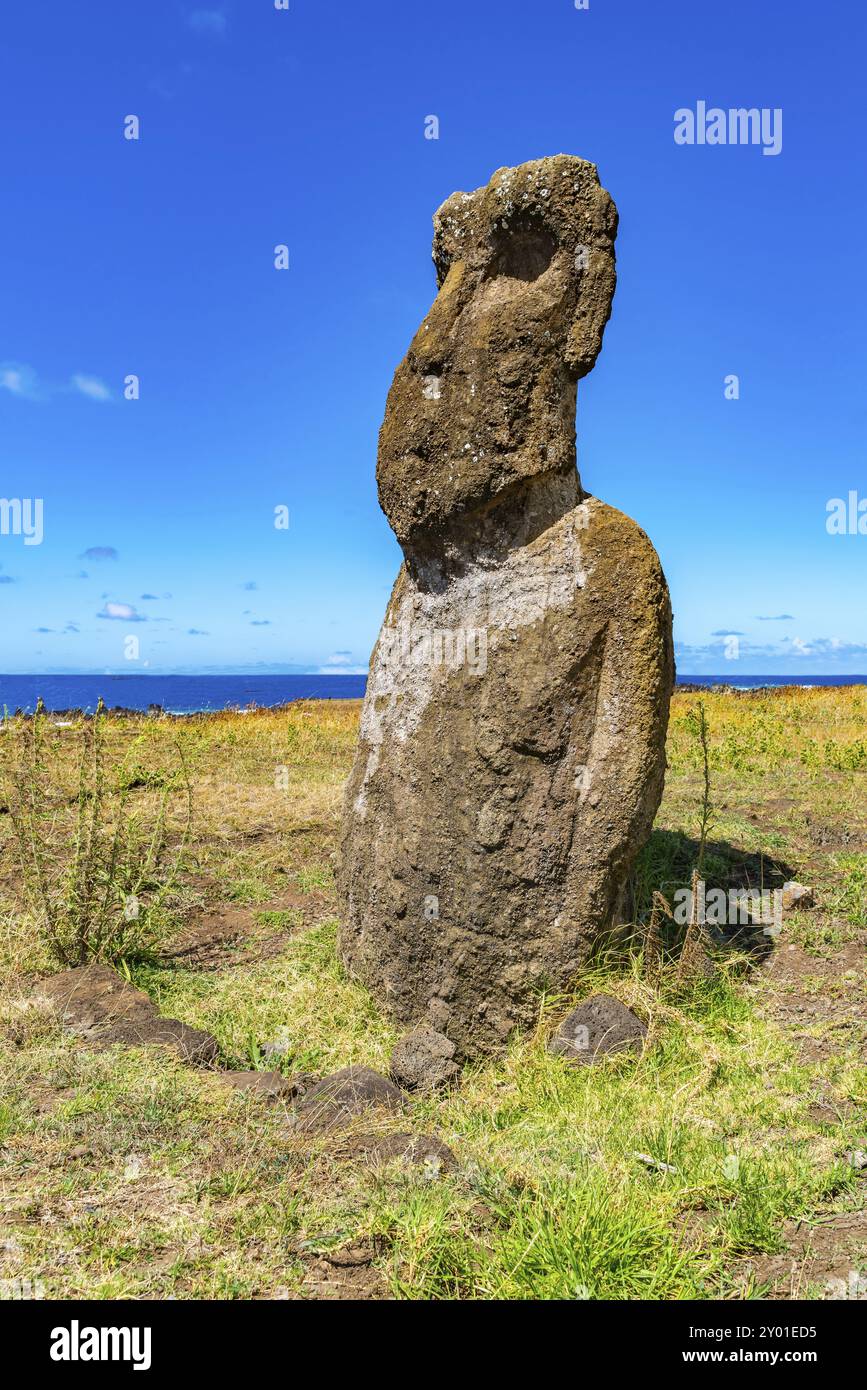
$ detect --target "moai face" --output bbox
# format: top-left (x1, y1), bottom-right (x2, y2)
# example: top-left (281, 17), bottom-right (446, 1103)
top-left (376, 156), bottom-right (618, 559)
top-left (341, 158), bottom-right (674, 1059)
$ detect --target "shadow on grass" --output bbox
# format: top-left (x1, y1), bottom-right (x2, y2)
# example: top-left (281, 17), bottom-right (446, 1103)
top-left (628, 827), bottom-right (800, 964)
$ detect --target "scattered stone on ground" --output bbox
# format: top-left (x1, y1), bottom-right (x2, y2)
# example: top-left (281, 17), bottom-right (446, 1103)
top-left (633, 1151), bottom-right (678, 1174)
top-left (290, 1065), bottom-right (405, 1133)
top-left (342, 1131), bottom-right (457, 1174)
top-left (548, 992), bottom-right (647, 1065)
top-left (35, 964), bottom-right (219, 1065)
top-left (339, 154), bottom-right (674, 1058)
top-left (782, 881), bottom-right (815, 911)
top-left (214, 1070), bottom-right (317, 1102)
top-left (390, 1028), bottom-right (460, 1091)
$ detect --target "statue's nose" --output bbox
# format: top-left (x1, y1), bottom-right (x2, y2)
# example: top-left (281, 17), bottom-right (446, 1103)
top-left (407, 260), bottom-right (473, 374)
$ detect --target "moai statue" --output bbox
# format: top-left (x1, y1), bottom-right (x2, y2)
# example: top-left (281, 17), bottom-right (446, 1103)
top-left (339, 156), bottom-right (674, 1057)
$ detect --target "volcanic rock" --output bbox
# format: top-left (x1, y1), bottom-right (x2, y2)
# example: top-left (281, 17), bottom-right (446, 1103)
top-left (548, 993), bottom-right (647, 1064)
top-left (36, 963), bottom-right (219, 1065)
top-left (390, 1028), bottom-right (460, 1091)
top-left (339, 155), bottom-right (674, 1057)
top-left (291, 1064), bottom-right (405, 1134)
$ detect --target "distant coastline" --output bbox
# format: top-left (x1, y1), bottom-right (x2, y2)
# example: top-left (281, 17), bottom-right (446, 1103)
top-left (0, 672), bottom-right (865, 716)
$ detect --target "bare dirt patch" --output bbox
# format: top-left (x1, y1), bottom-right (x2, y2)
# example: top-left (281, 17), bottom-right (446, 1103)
top-left (734, 1207), bottom-right (867, 1299)
top-left (754, 933), bottom-right (867, 1063)
top-left (159, 889), bottom-right (331, 971)
top-left (298, 1242), bottom-right (389, 1300)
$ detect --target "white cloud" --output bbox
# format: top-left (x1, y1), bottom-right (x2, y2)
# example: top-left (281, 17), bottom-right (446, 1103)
top-left (318, 653), bottom-right (367, 674)
top-left (0, 362), bottom-right (41, 399)
top-left (71, 373), bottom-right (112, 402)
top-left (97, 602), bottom-right (145, 622)
top-left (1, 364), bottom-right (111, 402)
top-left (675, 635), bottom-right (867, 668)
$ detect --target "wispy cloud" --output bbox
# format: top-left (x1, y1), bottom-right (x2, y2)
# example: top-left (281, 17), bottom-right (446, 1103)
top-left (318, 650), bottom-right (366, 674)
top-left (1, 364), bottom-right (113, 403)
top-left (71, 373), bottom-right (112, 402)
top-left (675, 635), bottom-right (867, 667)
top-left (710, 629), bottom-right (746, 637)
top-left (81, 546), bottom-right (118, 562)
top-left (250, 619), bottom-right (271, 626)
top-left (782, 636), bottom-right (867, 659)
top-left (97, 602), bottom-right (145, 622)
top-left (187, 628), bottom-right (209, 636)
top-left (756, 614), bottom-right (794, 621)
top-left (0, 362), bottom-right (41, 400)
top-left (187, 8), bottom-right (228, 36)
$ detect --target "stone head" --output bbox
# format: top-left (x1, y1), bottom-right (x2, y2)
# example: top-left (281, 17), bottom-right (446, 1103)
top-left (377, 155), bottom-right (618, 559)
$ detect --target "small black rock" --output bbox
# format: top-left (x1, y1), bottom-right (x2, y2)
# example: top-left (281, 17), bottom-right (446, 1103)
top-left (548, 993), bottom-right (646, 1065)
top-left (390, 1028), bottom-right (460, 1092)
top-left (292, 1064), bottom-right (405, 1133)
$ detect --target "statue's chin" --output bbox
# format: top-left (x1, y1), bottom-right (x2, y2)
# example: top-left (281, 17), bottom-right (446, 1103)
top-left (398, 468), bottom-right (583, 573)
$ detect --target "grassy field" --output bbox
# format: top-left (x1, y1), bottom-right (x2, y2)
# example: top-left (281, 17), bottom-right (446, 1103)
top-left (0, 688), bottom-right (865, 1300)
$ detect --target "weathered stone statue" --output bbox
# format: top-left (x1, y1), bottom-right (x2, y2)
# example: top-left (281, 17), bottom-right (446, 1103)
top-left (339, 156), bottom-right (674, 1058)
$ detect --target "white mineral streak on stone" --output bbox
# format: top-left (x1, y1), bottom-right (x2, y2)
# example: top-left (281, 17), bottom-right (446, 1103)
top-left (422, 376), bottom-right (441, 400)
top-left (353, 504), bottom-right (596, 816)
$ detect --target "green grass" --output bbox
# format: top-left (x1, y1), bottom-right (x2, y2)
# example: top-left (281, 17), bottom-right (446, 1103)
top-left (0, 690), bottom-right (865, 1299)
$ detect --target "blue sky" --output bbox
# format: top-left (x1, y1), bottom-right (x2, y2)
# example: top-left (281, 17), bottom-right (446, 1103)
top-left (1, 0), bottom-right (865, 676)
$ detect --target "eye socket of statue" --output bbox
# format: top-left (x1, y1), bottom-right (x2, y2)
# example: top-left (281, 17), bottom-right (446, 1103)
top-left (485, 214), bottom-right (557, 284)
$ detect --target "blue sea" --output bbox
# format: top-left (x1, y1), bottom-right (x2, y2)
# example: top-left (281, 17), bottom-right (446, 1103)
top-left (0, 673), bottom-right (864, 715)
top-left (0, 674), bottom-right (367, 715)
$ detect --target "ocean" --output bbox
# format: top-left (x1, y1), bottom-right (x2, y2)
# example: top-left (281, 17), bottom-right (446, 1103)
top-left (0, 674), bottom-right (367, 715)
top-left (0, 673), bottom-right (864, 715)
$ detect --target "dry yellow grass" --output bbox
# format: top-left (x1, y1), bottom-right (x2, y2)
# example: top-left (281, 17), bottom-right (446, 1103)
top-left (0, 689), bottom-right (864, 1300)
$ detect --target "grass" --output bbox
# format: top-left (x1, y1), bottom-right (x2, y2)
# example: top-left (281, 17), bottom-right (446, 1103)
top-left (1, 702), bottom-right (192, 967)
top-left (0, 689), bottom-right (865, 1300)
